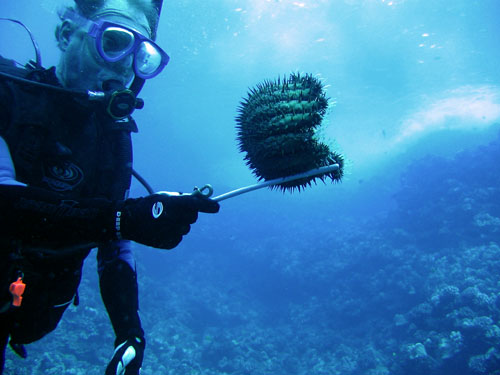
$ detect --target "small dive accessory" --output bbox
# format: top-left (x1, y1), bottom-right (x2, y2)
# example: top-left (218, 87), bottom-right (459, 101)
top-left (101, 79), bottom-right (144, 120)
top-left (9, 276), bottom-right (26, 307)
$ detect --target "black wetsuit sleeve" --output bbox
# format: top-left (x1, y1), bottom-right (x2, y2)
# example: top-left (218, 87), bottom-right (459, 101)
top-left (0, 184), bottom-right (117, 249)
top-left (0, 70), bottom-right (13, 136)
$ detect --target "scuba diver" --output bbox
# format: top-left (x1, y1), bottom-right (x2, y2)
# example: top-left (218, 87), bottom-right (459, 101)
top-left (0, 0), bottom-right (219, 374)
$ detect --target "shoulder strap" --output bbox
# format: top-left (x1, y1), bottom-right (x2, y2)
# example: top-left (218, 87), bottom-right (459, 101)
top-left (0, 55), bottom-right (60, 87)
top-left (0, 56), bottom-right (28, 78)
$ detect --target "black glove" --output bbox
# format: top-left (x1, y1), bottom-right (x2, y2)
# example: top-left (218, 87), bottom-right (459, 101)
top-left (117, 193), bottom-right (219, 249)
top-left (105, 336), bottom-right (145, 375)
top-left (0, 185), bottom-right (219, 250)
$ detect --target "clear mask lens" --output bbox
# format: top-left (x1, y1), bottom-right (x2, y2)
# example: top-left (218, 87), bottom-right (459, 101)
top-left (101, 27), bottom-right (135, 59)
top-left (135, 41), bottom-right (162, 76)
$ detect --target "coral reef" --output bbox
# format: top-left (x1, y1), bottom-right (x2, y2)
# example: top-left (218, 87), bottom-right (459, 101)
top-left (5, 133), bottom-right (500, 374)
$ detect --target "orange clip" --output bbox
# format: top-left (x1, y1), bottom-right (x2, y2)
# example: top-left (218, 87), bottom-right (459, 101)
top-left (9, 277), bottom-right (26, 307)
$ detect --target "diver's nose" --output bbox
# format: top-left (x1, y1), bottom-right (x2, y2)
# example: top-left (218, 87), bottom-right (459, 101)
top-left (102, 79), bottom-right (125, 91)
top-left (110, 54), bottom-right (135, 79)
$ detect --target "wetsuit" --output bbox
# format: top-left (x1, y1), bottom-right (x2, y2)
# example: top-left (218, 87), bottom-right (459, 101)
top-left (0, 57), bottom-right (143, 371)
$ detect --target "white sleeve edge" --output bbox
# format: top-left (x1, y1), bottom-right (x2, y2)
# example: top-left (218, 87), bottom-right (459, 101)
top-left (0, 136), bottom-right (27, 186)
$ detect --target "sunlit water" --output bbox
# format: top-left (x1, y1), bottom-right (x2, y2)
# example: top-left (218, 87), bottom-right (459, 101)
top-left (1, 1), bottom-right (500, 374)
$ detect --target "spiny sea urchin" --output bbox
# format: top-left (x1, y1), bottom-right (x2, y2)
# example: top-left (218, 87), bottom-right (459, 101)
top-left (236, 72), bottom-right (344, 191)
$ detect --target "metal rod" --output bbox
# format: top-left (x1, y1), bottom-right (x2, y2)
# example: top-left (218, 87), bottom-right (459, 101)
top-left (212, 164), bottom-right (340, 202)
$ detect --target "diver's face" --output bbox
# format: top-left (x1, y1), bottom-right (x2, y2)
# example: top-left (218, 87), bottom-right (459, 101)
top-left (59, 11), bottom-right (150, 91)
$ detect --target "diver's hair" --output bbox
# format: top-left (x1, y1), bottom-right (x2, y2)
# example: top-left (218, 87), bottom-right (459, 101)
top-left (57, 0), bottom-right (160, 40)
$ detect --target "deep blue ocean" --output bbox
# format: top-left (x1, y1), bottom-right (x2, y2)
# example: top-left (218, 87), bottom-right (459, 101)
top-left (2, 0), bottom-right (500, 374)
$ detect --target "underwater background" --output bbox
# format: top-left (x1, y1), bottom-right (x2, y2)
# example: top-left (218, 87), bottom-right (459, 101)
top-left (2, 0), bottom-right (500, 374)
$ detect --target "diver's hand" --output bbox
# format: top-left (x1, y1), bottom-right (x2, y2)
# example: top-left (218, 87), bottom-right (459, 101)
top-left (116, 193), bottom-right (220, 249)
top-left (105, 336), bottom-right (145, 375)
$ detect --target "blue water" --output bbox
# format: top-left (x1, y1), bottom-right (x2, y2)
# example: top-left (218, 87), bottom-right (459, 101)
top-left (2, 0), bottom-right (500, 374)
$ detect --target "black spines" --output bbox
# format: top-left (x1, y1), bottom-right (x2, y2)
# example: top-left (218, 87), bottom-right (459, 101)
top-left (235, 73), bottom-right (343, 191)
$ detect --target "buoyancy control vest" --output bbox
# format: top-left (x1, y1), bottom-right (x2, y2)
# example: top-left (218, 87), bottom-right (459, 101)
top-left (0, 56), bottom-right (137, 344)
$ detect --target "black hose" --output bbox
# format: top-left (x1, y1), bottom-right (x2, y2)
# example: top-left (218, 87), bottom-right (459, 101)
top-left (0, 71), bottom-right (90, 99)
top-left (132, 169), bottom-right (155, 195)
top-left (109, 131), bottom-right (155, 197)
top-left (111, 130), bottom-right (134, 200)
top-left (0, 18), bottom-right (42, 69)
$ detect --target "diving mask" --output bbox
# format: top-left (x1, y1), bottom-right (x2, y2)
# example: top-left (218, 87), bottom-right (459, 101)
top-left (62, 9), bottom-right (169, 79)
